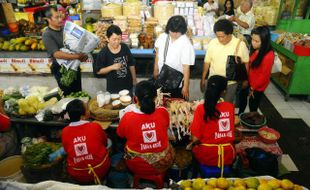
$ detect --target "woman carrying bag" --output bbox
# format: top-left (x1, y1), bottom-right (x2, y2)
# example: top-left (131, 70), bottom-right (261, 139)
top-left (238, 26), bottom-right (275, 114)
top-left (153, 15), bottom-right (195, 99)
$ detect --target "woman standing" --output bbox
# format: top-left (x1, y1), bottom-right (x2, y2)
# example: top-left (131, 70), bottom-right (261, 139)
top-left (94, 25), bottom-right (137, 94)
top-left (117, 81), bottom-right (175, 176)
top-left (189, 75), bottom-right (235, 177)
top-left (153, 15), bottom-right (195, 99)
top-left (238, 26), bottom-right (275, 114)
top-left (223, 0), bottom-right (235, 16)
top-left (203, 0), bottom-right (219, 16)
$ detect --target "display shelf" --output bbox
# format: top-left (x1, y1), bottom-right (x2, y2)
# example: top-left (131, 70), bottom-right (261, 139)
top-left (271, 41), bottom-right (310, 101)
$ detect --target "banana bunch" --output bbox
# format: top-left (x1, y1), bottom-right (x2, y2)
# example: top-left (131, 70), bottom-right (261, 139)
top-left (0, 37), bottom-right (46, 52)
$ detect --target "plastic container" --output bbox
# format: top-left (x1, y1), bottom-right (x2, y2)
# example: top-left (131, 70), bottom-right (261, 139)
top-left (0, 155), bottom-right (25, 182)
top-left (168, 164), bottom-right (190, 182)
top-left (258, 126), bottom-right (280, 144)
top-left (239, 112), bottom-right (267, 129)
top-left (199, 164), bottom-right (231, 177)
top-left (293, 43), bottom-right (310, 56)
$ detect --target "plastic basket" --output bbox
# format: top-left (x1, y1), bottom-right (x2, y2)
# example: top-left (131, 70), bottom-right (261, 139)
top-left (293, 43), bottom-right (310, 56)
top-left (239, 112), bottom-right (267, 129)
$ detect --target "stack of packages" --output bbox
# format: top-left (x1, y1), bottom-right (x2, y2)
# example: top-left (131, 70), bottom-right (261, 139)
top-left (113, 16), bottom-right (128, 32)
top-left (141, 17), bottom-right (158, 49)
top-left (94, 21), bottom-right (111, 49)
top-left (127, 16), bottom-right (142, 34)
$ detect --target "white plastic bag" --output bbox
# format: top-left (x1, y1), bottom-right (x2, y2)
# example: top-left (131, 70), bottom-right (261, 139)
top-left (272, 52), bottom-right (282, 73)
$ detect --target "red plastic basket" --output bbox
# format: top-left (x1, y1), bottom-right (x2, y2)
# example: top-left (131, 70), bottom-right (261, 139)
top-left (293, 43), bottom-right (310, 56)
top-left (258, 127), bottom-right (280, 144)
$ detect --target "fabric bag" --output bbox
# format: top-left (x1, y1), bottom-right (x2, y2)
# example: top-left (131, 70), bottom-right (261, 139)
top-left (226, 40), bottom-right (248, 81)
top-left (155, 36), bottom-right (184, 91)
top-left (272, 51), bottom-right (282, 73)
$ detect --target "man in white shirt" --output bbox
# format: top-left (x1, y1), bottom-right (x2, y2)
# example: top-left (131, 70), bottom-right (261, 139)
top-left (200, 19), bottom-right (249, 103)
top-left (154, 16), bottom-right (195, 100)
top-left (230, 0), bottom-right (255, 44)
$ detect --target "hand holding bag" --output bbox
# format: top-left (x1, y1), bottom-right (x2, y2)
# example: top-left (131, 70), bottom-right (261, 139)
top-left (226, 40), bottom-right (248, 81)
top-left (155, 36), bottom-right (184, 91)
top-left (271, 51), bottom-right (282, 73)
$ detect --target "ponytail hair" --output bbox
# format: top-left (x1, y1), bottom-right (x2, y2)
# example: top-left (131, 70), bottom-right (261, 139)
top-left (203, 75), bottom-right (228, 121)
top-left (135, 81), bottom-right (157, 114)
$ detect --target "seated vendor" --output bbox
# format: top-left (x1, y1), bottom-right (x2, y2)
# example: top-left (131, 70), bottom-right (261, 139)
top-left (189, 75), bottom-right (235, 177)
top-left (116, 81), bottom-right (175, 175)
top-left (61, 99), bottom-right (110, 184)
top-left (0, 103), bottom-right (17, 160)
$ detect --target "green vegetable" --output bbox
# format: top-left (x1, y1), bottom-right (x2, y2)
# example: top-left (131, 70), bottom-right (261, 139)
top-left (2, 91), bottom-right (23, 101)
top-left (4, 98), bottom-right (19, 115)
top-left (23, 143), bottom-right (62, 168)
top-left (60, 65), bottom-right (77, 87)
top-left (66, 91), bottom-right (91, 98)
top-left (43, 109), bottom-right (54, 121)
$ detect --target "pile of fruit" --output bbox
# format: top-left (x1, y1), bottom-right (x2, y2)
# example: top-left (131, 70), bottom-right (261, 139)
top-left (179, 177), bottom-right (303, 190)
top-left (17, 96), bottom-right (58, 116)
top-left (17, 19), bottom-right (46, 36)
top-left (0, 37), bottom-right (46, 51)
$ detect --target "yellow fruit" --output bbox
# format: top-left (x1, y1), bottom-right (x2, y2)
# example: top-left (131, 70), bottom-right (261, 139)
top-left (258, 184), bottom-right (273, 190)
top-left (259, 179), bottom-right (268, 185)
top-left (31, 43), bottom-right (38, 50)
top-left (247, 188), bottom-right (256, 190)
top-left (0, 42), bottom-right (3, 49)
top-left (208, 178), bottom-right (218, 187)
top-left (193, 178), bottom-right (205, 190)
top-left (2, 41), bottom-right (10, 50)
top-left (275, 188), bottom-right (284, 190)
top-left (268, 179), bottom-right (281, 189)
top-left (235, 179), bottom-right (247, 187)
top-left (217, 178), bottom-right (230, 189)
top-left (15, 43), bottom-right (21, 51)
top-left (281, 179), bottom-right (294, 190)
top-left (8, 45), bottom-right (15, 51)
top-left (203, 185), bottom-right (215, 190)
top-left (293, 185), bottom-right (302, 190)
top-left (227, 186), bottom-right (235, 190)
top-left (16, 37), bottom-right (27, 43)
top-left (245, 178), bottom-right (260, 189)
top-left (214, 188), bottom-right (224, 190)
top-left (181, 180), bottom-right (192, 189)
top-left (185, 187), bottom-right (193, 190)
top-left (27, 107), bottom-right (36, 114)
top-left (10, 38), bottom-right (17, 44)
top-left (235, 186), bottom-right (247, 190)
top-left (24, 39), bottom-right (31, 46)
top-left (20, 45), bottom-right (30, 51)
top-left (18, 108), bottom-right (26, 115)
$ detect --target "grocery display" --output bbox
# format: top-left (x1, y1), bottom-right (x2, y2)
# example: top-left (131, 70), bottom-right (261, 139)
top-left (0, 0), bottom-right (309, 188)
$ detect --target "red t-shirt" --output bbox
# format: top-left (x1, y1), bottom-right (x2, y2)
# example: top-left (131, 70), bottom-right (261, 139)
top-left (249, 50), bottom-right (275, 92)
top-left (62, 122), bottom-right (109, 182)
top-left (190, 102), bottom-right (235, 166)
top-left (117, 107), bottom-right (169, 153)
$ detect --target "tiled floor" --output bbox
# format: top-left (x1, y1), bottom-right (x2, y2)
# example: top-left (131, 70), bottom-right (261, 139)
top-left (265, 82), bottom-right (310, 127)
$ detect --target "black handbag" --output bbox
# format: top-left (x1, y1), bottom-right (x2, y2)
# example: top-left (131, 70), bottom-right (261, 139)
top-left (226, 40), bottom-right (248, 81)
top-left (155, 36), bottom-right (183, 91)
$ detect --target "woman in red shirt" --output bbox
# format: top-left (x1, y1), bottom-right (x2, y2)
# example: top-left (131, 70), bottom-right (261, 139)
top-left (62, 99), bottom-right (110, 184)
top-left (189, 75), bottom-right (235, 177)
top-left (117, 81), bottom-right (175, 175)
top-left (238, 26), bottom-right (275, 114)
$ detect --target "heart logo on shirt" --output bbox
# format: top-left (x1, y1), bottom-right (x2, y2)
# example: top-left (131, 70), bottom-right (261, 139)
top-left (78, 145), bottom-right (84, 152)
top-left (146, 132), bottom-right (154, 140)
top-left (142, 130), bottom-right (157, 143)
top-left (219, 118), bottom-right (230, 132)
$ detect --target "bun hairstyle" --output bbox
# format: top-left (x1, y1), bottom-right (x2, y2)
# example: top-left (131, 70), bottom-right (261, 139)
top-left (203, 75), bottom-right (228, 121)
top-left (135, 81), bottom-right (157, 114)
top-left (66, 99), bottom-right (85, 122)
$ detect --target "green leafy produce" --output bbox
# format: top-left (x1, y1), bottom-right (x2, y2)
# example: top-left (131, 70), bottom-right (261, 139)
top-left (66, 91), bottom-right (91, 98)
top-left (23, 143), bottom-right (62, 168)
top-left (60, 65), bottom-right (77, 87)
top-left (43, 109), bottom-right (54, 121)
top-left (2, 91), bottom-right (23, 101)
top-left (4, 98), bottom-right (19, 115)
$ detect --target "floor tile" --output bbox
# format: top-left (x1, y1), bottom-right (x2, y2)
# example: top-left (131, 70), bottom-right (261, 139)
top-left (277, 109), bottom-right (299, 118)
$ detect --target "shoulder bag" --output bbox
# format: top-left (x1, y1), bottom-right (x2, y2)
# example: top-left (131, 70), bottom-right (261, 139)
top-left (226, 39), bottom-right (248, 81)
top-left (155, 36), bottom-right (184, 91)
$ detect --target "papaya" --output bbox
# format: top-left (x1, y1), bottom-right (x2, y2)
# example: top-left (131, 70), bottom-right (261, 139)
top-left (20, 45), bottom-right (30, 51)
top-left (15, 43), bottom-right (21, 51)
